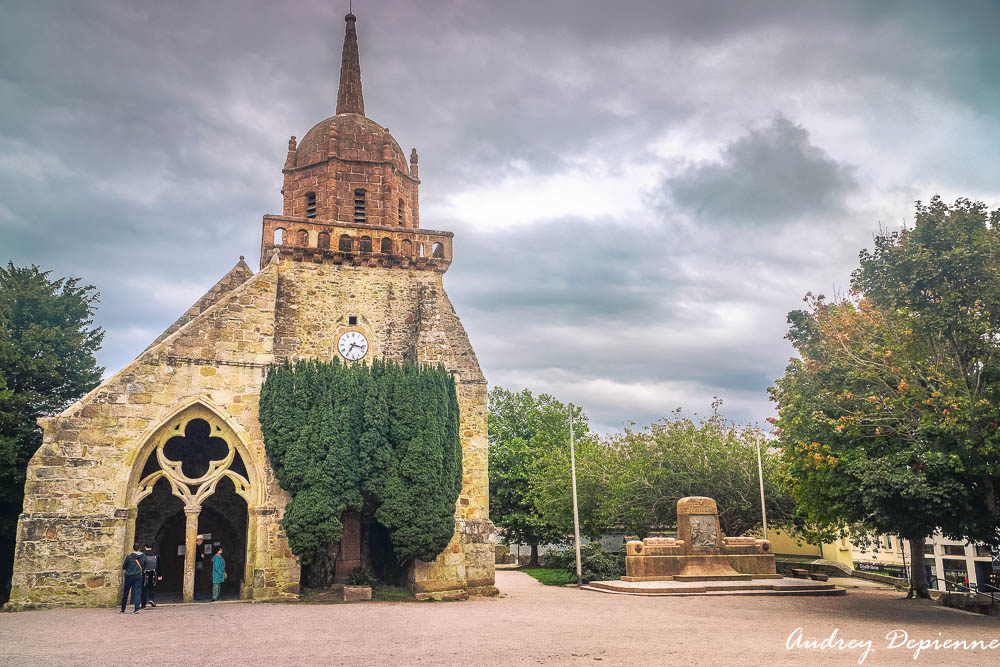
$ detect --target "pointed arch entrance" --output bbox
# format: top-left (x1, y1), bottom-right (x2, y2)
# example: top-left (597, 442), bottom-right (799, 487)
top-left (128, 402), bottom-right (261, 602)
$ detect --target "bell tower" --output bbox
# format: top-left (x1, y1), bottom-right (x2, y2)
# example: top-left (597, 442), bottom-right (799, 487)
top-left (258, 13), bottom-right (496, 599)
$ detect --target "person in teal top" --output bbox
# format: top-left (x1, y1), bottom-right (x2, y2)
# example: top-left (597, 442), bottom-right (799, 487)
top-left (211, 545), bottom-right (226, 601)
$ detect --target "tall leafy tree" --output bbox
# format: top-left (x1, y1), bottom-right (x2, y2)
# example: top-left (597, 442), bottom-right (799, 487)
top-left (531, 402), bottom-right (799, 539)
top-left (0, 263), bottom-right (103, 601)
top-left (771, 197), bottom-right (1000, 598)
top-left (488, 387), bottom-right (584, 565)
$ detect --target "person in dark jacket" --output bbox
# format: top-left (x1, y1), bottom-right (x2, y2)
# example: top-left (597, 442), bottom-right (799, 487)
top-left (140, 543), bottom-right (161, 608)
top-left (193, 536), bottom-right (205, 600)
top-left (120, 545), bottom-right (146, 614)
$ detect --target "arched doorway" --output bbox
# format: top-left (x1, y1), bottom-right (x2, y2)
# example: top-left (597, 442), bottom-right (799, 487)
top-left (129, 403), bottom-right (259, 602)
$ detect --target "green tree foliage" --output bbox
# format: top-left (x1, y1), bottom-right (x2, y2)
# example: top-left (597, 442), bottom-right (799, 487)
top-left (0, 263), bottom-right (103, 599)
top-left (531, 401), bottom-right (799, 539)
top-left (541, 542), bottom-right (626, 583)
top-left (259, 359), bottom-right (461, 584)
top-left (488, 387), bottom-right (585, 565)
top-left (771, 197), bottom-right (1000, 598)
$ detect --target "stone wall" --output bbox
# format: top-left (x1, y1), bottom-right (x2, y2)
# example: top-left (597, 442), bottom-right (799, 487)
top-left (6, 262), bottom-right (301, 610)
top-left (265, 257), bottom-right (495, 599)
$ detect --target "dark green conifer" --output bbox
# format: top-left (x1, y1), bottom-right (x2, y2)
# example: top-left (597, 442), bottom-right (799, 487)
top-left (260, 359), bottom-right (462, 577)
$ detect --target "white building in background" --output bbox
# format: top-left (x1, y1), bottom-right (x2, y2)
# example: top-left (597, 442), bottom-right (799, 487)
top-left (852, 533), bottom-right (997, 590)
top-left (921, 535), bottom-right (997, 591)
top-left (771, 529), bottom-right (999, 591)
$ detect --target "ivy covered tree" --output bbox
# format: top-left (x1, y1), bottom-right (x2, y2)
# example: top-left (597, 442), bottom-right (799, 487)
top-left (0, 263), bottom-right (103, 602)
top-left (259, 359), bottom-right (461, 588)
top-left (771, 197), bottom-right (1000, 598)
top-left (488, 387), bottom-right (585, 565)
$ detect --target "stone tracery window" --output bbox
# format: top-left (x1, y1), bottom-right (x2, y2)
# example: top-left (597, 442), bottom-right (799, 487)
top-left (380, 237), bottom-right (392, 254)
top-left (360, 236), bottom-right (372, 253)
top-left (297, 229), bottom-right (309, 246)
top-left (273, 228), bottom-right (284, 245)
top-left (133, 416), bottom-right (254, 509)
top-left (318, 232), bottom-right (330, 249)
top-left (339, 234), bottom-right (353, 252)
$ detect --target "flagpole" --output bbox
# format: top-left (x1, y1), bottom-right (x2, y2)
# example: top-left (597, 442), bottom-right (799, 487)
top-left (569, 403), bottom-right (583, 587)
top-left (755, 438), bottom-right (768, 540)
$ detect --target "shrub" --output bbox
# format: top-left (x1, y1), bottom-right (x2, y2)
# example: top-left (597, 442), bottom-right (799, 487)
top-left (541, 542), bottom-right (625, 583)
top-left (347, 567), bottom-right (372, 586)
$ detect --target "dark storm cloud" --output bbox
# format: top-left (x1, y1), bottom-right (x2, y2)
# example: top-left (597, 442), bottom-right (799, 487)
top-left (3, 0), bottom-right (1000, 431)
top-left (661, 115), bottom-right (857, 226)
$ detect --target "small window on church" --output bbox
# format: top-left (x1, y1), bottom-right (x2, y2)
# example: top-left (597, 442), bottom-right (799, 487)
top-left (419, 243), bottom-right (425, 257)
top-left (360, 236), bottom-right (372, 253)
top-left (273, 228), bottom-right (284, 245)
top-left (339, 234), bottom-right (352, 252)
top-left (354, 189), bottom-right (366, 223)
top-left (305, 192), bottom-right (317, 219)
top-left (317, 232), bottom-right (330, 249)
top-left (348, 316), bottom-right (358, 326)
top-left (297, 229), bottom-right (308, 246)
top-left (398, 199), bottom-right (405, 227)
top-left (431, 242), bottom-right (444, 259)
top-left (401, 239), bottom-right (412, 256)
top-left (380, 237), bottom-right (393, 254)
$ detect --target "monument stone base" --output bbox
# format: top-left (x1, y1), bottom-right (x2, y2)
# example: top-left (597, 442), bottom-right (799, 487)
top-left (588, 496), bottom-right (845, 597)
top-left (624, 496), bottom-right (778, 582)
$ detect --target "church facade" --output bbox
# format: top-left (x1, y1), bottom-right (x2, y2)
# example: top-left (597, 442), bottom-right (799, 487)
top-left (6, 13), bottom-right (495, 609)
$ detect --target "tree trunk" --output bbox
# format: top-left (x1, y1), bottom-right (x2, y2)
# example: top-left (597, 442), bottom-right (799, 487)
top-left (529, 544), bottom-right (539, 567)
top-left (907, 538), bottom-right (931, 599)
top-left (305, 545), bottom-right (338, 590)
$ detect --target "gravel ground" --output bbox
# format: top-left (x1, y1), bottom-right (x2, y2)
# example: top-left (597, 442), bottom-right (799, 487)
top-left (2, 570), bottom-right (998, 666)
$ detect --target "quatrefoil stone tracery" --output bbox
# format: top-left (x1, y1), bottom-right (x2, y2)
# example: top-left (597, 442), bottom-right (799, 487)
top-left (133, 416), bottom-right (254, 509)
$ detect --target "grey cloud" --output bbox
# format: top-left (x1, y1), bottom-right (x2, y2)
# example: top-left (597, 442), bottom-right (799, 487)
top-left (660, 115), bottom-right (857, 226)
top-left (3, 0), bottom-right (1000, 432)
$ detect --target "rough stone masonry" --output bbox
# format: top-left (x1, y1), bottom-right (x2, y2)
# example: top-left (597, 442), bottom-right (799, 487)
top-left (5, 12), bottom-right (496, 610)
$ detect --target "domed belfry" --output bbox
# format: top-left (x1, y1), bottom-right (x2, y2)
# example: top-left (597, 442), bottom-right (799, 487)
top-left (6, 13), bottom-right (495, 610)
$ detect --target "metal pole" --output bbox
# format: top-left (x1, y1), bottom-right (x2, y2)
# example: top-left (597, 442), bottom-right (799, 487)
top-left (755, 438), bottom-right (768, 540)
top-left (569, 403), bottom-right (583, 587)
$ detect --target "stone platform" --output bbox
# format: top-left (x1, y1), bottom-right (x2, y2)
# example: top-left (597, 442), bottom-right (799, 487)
top-left (583, 577), bottom-right (846, 597)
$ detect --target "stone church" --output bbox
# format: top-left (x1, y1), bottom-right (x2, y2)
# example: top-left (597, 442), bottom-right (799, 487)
top-left (7, 13), bottom-right (495, 609)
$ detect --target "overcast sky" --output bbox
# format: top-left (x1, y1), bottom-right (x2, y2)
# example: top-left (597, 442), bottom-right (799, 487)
top-left (3, 1), bottom-right (999, 433)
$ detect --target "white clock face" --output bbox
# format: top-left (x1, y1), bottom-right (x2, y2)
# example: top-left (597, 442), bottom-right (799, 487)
top-left (337, 331), bottom-right (369, 361)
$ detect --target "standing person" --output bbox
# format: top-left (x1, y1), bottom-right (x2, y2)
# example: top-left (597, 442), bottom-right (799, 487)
top-left (140, 543), bottom-right (161, 608)
top-left (120, 544), bottom-right (145, 614)
top-left (193, 536), bottom-right (205, 600)
top-left (211, 545), bottom-right (226, 602)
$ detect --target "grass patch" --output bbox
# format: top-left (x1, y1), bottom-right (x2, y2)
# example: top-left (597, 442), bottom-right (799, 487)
top-left (371, 587), bottom-right (418, 602)
top-left (518, 567), bottom-right (576, 586)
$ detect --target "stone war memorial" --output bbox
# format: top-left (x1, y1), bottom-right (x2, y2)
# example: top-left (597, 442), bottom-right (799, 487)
top-left (587, 497), bottom-right (844, 596)
top-left (5, 13), bottom-right (495, 610)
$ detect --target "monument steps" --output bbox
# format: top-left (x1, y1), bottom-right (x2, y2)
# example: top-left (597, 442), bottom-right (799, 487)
top-left (583, 579), bottom-right (847, 597)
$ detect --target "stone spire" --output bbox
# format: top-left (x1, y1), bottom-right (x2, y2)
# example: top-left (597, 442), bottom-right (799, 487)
top-left (336, 13), bottom-right (365, 116)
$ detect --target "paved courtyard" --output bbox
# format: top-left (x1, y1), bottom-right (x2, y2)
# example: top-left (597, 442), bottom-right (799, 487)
top-left (2, 570), bottom-right (998, 666)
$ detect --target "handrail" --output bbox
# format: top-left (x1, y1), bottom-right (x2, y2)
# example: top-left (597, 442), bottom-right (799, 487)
top-left (929, 577), bottom-right (998, 614)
